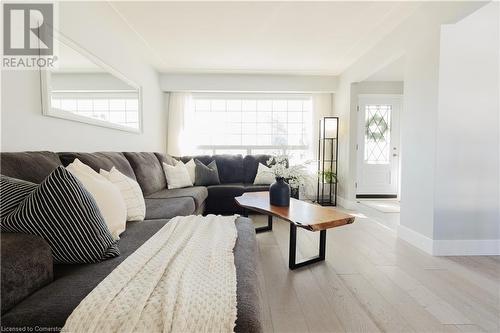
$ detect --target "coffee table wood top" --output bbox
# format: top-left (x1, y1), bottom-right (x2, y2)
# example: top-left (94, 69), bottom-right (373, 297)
top-left (235, 191), bottom-right (355, 231)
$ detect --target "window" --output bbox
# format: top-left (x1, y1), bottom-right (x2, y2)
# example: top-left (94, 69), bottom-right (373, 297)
top-left (51, 91), bottom-right (139, 129)
top-left (188, 93), bottom-right (312, 159)
top-left (364, 104), bottom-right (391, 164)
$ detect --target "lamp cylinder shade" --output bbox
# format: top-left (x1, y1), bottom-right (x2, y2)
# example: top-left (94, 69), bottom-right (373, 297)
top-left (322, 117), bottom-right (338, 139)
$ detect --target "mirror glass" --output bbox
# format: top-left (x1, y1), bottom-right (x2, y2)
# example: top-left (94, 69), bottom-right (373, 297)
top-left (42, 37), bottom-right (141, 132)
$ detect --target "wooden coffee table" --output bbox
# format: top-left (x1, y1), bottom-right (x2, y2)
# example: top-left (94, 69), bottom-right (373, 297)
top-left (235, 191), bottom-right (355, 270)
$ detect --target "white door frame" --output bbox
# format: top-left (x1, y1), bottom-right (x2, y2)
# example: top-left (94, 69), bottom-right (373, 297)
top-left (356, 94), bottom-right (402, 198)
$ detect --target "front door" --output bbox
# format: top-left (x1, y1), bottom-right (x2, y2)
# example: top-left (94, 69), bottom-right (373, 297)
top-left (357, 95), bottom-right (401, 197)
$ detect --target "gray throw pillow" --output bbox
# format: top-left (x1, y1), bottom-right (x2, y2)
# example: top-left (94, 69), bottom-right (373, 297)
top-left (195, 160), bottom-right (220, 186)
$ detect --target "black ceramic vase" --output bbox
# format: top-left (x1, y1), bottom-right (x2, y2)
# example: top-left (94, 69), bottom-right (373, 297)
top-left (269, 177), bottom-right (290, 206)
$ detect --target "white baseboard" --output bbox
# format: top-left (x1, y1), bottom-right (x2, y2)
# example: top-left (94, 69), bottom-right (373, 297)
top-left (337, 196), bottom-right (356, 210)
top-left (433, 239), bottom-right (500, 256)
top-left (397, 225), bottom-right (500, 256)
top-left (397, 225), bottom-right (434, 255)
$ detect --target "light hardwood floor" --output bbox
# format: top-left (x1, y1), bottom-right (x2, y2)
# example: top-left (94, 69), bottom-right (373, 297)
top-left (250, 212), bottom-right (500, 333)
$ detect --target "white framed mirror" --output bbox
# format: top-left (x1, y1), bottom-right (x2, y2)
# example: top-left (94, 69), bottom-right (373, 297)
top-left (40, 32), bottom-right (142, 133)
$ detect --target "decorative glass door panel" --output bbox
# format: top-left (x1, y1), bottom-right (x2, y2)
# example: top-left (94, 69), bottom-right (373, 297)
top-left (364, 104), bottom-right (392, 164)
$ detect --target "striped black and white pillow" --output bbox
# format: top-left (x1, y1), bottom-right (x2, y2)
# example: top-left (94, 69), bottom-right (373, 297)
top-left (0, 166), bottom-right (120, 264)
top-left (0, 176), bottom-right (36, 219)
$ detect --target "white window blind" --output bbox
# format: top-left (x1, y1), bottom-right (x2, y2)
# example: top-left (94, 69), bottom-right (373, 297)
top-left (189, 93), bottom-right (312, 158)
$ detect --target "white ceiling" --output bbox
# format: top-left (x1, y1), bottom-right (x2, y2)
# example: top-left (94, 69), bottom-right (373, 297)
top-left (110, 1), bottom-right (421, 75)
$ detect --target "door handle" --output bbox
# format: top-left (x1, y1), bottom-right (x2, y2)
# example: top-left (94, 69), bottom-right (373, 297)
top-left (392, 153), bottom-right (398, 157)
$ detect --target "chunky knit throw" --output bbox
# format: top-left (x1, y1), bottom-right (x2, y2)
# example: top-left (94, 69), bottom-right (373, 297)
top-left (63, 214), bottom-right (238, 333)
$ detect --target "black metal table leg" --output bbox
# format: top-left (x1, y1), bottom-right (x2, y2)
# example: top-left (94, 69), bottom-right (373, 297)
top-left (255, 215), bottom-right (273, 233)
top-left (289, 224), bottom-right (326, 270)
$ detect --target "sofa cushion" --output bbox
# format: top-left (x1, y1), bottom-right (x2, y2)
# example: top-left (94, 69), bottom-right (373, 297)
top-left (154, 153), bottom-right (178, 167)
top-left (1, 233), bottom-right (53, 314)
top-left (162, 161), bottom-right (193, 189)
top-left (0, 176), bottom-right (35, 219)
top-left (213, 155), bottom-right (244, 183)
top-left (253, 163), bottom-right (275, 185)
top-left (195, 160), bottom-right (221, 186)
top-left (243, 155), bottom-right (272, 184)
top-left (205, 184), bottom-right (245, 214)
top-left (100, 168), bottom-right (145, 222)
top-left (58, 152), bottom-right (136, 180)
top-left (207, 183), bottom-right (245, 199)
top-left (184, 159), bottom-right (196, 184)
top-left (144, 197), bottom-right (195, 220)
top-left (66, 159), bottom-right (127, 240)
top-left (0, 151), bottom-right (62, 184)
top-left (146, 186), bottom-right (207, 210)
top-left (123, 152), bottom-right (167, 196)
top-left (244, 184), bottom-right (270, 193)
top-left (180, 155), bottom-right (213, 166)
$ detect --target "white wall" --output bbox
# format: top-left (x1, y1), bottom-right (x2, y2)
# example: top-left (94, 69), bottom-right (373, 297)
top-left (353, 81), bottom-right (404, 95)
top-left (333, 1), bottom-right (491, 253)
top-left (434, 2), bottom-right (499, 246)
top-left (399, 29), bottom-right (441, 239)
top-left (1, 2), bottom-right (166, 152)
top-left (160, 73), bottom-right (338, 93)
top-left (51, 73), bottom-right (135, 91)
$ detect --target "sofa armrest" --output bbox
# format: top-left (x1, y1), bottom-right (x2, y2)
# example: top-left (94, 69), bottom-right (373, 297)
top-left (1, 233), bottom-right (53, 314)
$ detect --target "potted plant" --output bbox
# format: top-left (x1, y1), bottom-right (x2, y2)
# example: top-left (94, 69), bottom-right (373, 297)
top-left (319, 170), bottom-right (337, 184)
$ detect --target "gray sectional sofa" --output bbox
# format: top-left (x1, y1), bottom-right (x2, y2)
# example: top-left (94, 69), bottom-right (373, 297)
top-left (0, 151), bottom-right (271, 332)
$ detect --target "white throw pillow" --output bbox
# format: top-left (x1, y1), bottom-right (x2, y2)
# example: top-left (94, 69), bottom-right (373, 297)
top-left (185, 159), bottom-right (196, 184)
top-left (66, 159), bottom-right (127, 240)
top-left (163, 162), bottom-right (193, 189)
top-left (253, 163), bottom-right (276, 185)
top-left (100, 167), bottom-right (146, 222)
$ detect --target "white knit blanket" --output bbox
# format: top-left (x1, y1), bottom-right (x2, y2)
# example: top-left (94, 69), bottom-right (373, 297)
top-left (63, 214), bottom-right (238, 333)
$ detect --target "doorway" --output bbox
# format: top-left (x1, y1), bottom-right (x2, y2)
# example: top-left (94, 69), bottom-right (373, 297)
top-left (356, 94), bottom-right (402, 198)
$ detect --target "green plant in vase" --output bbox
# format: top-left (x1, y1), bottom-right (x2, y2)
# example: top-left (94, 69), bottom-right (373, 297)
top-left (319, 170), bottom-right (337, 184)
top-left (267, 155), bottom-right (308, 200)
